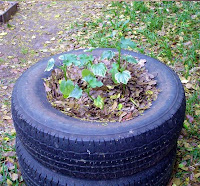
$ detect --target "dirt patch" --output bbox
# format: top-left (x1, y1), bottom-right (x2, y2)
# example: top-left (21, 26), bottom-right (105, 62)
top-left (0, 1), bottom-right (11, 14)
top-left (0, 0), bottom-right (107, 132)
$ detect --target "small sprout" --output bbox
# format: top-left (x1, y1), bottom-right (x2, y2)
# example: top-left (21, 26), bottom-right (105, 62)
top-left (91, 63), bottom-right (107, 77)
top-left (44, 16), bottom-right (140, 112)
top-left (45, 58), bottom-right (55, 71)
top-left (115, 70), bottom-right (131, 84)
top-left (94, 95), bottom-right (104, 109)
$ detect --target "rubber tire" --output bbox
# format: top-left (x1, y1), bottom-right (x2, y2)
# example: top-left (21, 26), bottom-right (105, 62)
top-left (16, 137), bottom-right (176, 186)
top-left (12, 49), bottom-right (185, 180)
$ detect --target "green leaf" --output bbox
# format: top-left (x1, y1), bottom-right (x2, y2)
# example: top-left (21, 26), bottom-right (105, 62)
top-left (82, 75), bottom-right (94, 83)
top-left (91, 63), bottom-right (107, 77)
top-left (94, 95), bottom-right (104, 109)
top-left (120, 38), bottom-right (136, 49)
top-left (115, 70), bottom-right (131, 84)
top-left (82, 69), bottom-right (94, 78)
top-left (122, 55), bottom-right (138, 64)
top-left (111, 62), bottom-right (119, 71)
top-left (72, 60), bottom-right (81, 66)
top-left (89, 77), bottom-right (103, 88)
top-left (83, 75), bottom-right (103, 88)
top-left (59, 80), bottom-right (74, 98)
top-left (69, 85), bottom-right (82, 99)
top-left (109, 62), bottom-right (119, 84)
top-left (101, 50), bottom-right (115, 60)
top-left (59, 54), bottom-right (78, 66)
top-left (78, 54), bottom-right (94, 66)
top-left (45, 58), bottom-right (55, 71)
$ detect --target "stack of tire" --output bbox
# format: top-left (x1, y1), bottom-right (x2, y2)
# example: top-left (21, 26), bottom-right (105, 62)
top-left (12, 49), bottom-right (186, 186)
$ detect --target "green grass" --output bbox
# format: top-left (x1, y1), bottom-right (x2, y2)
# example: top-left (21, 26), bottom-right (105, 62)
top-left (0, 132), bottom-right (24, 185)
top-left (1, 1), bottom-right (199, 185)
top-left (68, 1), bottom-right (200, 185)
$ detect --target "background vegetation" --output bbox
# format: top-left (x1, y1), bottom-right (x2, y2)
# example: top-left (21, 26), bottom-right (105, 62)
top-left (0, 1), bottom-right (199, 185)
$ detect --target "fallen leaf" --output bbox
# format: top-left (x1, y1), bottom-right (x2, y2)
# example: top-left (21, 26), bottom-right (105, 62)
top-left (11, 173), bottom-right (18, 181)
top-left (58, 31), bottom-right (63, 35)
top-left (2, 86), bottom-right (8, 90)
top-left (179, 163), bottom-right (188, 171)
top-left (172, 178), bottom-right (182, 185)
top-left (0, 32), bottom-right (8, 36)
top-left (7, 179), bottom-right (13, 186)
top-left (119, 112), bottom-right (127, 122)
top-left (55, 14), bottom-right (60, 18)
top-left (31, 35), bottom-right (36, 39)
top-left (111, 101), bottom-right (118, 111)
top-left (194, 173), bottom-right (200, 178)
top-left (185, 83), bottom-right (193, 89)
top-left (3, 115), bottom-right (12, 120)
top-left (195, 110), bottom-right (200, 116)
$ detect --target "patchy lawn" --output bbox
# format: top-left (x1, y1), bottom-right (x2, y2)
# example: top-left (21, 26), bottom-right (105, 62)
top-left (0, 1), bottom-right (199, 185)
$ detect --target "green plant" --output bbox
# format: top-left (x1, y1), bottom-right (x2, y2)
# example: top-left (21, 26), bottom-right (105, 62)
top-left (45, 26), bottom-right (138, 109)
top-left (21, 47), bottom-right (29, 55)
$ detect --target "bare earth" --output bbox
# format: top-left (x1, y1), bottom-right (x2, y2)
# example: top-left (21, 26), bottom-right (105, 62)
top-left (0, 0), bottom-right (106, 133)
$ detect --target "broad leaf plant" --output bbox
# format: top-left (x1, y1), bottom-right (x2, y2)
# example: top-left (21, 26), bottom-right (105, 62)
top-left (45, 19), bottom-right (138, 109)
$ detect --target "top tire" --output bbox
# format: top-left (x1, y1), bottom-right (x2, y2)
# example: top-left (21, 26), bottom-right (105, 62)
top-left (12, 49), bottom-right (185, 180)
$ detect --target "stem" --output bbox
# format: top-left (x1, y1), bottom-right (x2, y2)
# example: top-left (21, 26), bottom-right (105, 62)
top-left (85, 87), bottom-right (94, 101)
top-left (118, 46), bottom-right (121, 70)
top-left (63, 65), bottom-right (68, 81)
top-left (124, 61), bottom-right (128, 71)
top-left (123, 84), bottom-right (126, 94)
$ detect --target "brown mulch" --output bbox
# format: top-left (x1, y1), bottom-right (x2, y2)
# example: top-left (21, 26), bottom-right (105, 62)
top-left (45, 54), bottom-right (159, 122)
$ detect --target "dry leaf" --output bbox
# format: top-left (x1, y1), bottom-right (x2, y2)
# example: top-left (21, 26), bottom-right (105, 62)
top-left (11, 173), bottom-right (18, 181)
top-left (3, 116), bottom-right (12, 120)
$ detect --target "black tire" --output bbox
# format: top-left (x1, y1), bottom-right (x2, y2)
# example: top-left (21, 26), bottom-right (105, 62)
top-left (12, 49), bottom-right (185, 180)
top-left (16, 137), bottom-right (176, 186)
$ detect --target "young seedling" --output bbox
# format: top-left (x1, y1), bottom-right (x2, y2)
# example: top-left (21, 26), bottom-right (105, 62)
top-left (45, 55), bottom-right (82, 99)
top-left (44, 19), bottom-right (138, 110)
top-left (82, 69), bottom-right (104, 109)
top-left (101, 19), bottom-right (138, 86)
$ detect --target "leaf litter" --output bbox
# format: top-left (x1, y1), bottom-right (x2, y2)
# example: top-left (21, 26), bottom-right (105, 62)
top-left (0, 1), bottom-right (199, 185)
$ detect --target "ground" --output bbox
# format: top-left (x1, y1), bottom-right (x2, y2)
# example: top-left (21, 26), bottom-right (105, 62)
top-left (0, 0), bottom-right (199, 185)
